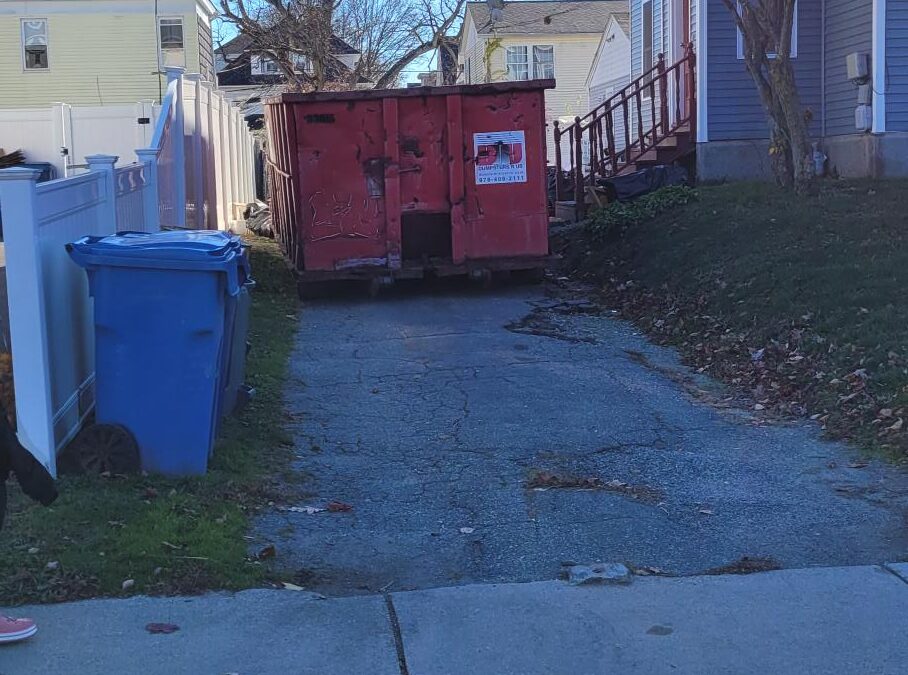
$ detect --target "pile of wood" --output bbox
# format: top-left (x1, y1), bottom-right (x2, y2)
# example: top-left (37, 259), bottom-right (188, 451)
top-left (0, 149), bottom-right (25, 169)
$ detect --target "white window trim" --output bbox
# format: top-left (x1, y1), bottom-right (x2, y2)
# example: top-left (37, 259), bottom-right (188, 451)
top-left (21, 17), bottom-right (49, 72)
top-left (505, 45), bottom-right (529, 81)
top-left (158, 16), bottom-right (185, 50)
top-left (736, 1), bottom-right (798, 60)
top-left (531, 44), bottom-right (555, 80)
top-left (641, 0), bottom-right (654, 100)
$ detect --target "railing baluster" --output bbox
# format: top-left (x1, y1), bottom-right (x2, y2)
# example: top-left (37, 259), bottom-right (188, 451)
top-left (588, 117), bottom-right (598, 185)
top-left (673, 66), bottom-right (682, 124)
top-left (654, 54), bottom-right (665, 140)
top-left (553, 120), bottom-right (563, 202)
top-left (658, 54), bottom-right (669, 136)
top-left (622, 94), bottom-right (631, 161)
top-left (605, 110), bottom-right (616, 177)
top-left (596, 117), bottom-right (606, 175)
top-left (649, 80), bottom-right (657, 145)
top-left (635, 85), bottom-right (644, 152)
top-left (568, 125), bottom-right (575, 174)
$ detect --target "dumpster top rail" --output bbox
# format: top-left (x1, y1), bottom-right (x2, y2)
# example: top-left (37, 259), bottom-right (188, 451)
top-left (264, 79), bottom-right (556, 105)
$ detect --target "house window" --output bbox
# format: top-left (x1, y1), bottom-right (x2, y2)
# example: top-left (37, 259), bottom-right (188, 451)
top-left (251, 55), bottom-right (280, 76)
top-left (736, 0), bottom-right (798, 59)
top-left (641, 0), bottom-right (653, 98)
top-left (533, 45), bottom-right (554, 79)
top-left (291, 53), bottom-right (310, 74)
top-left (158, 17), bottom-right (185, 67)
top-left (158, 17), bottom-right (184, 50)
top-left (506, 46), bottom-right (529, 81)
top-left (21, 19), bottom-right (48, 70)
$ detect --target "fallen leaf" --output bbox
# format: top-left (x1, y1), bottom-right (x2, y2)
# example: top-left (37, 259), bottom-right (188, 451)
top-left (27, 547), bottom-right (39, 555)
top-left (45, 561), bottom-right (59, 571)
top-left (459, 527), bottom-right (475, 534)
top-left (122, 579), bottom-right (135, 591)
top-left (698, 508), bottom-right (714, 515)
top-left (880, 408), bottom-right (894, 418)
top-left (281, 582), bottom-right (306, 591)
top-left (161, 541), bottom-right (182, 550)
top-left (326, 501), bottom-right (353, 513)
top-left (847, 460), bottom-right (869, 469)
top-left (890, 418), bottom-right (904, 432)
top-left (143, 487), bottom-right (158, 500)
top-left (753, 404), bottom-right (765, 411)
top-left (145, 623), bottom-right (180, 634)
top-left (257, 544), bottom-right (277, 560)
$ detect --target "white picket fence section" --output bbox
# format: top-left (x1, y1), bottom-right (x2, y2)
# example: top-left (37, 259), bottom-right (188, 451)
top-left (0, 102), bottom-right (158, 179)
top-left (0, 68), bottom-right (256, 475)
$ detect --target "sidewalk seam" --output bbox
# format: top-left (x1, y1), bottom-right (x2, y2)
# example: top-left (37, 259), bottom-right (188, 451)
top-left (880, 563), bottom-right (908, 586)
top-left (384, 592), bottom-right (411, 675)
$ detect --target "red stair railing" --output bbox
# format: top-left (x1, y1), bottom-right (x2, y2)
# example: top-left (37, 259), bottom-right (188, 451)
top-left (554, 44), bottom-right (696, 219)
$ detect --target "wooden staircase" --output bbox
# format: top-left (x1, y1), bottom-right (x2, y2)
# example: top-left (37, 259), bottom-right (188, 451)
top-left (553, 45), bottom-right (696, 220)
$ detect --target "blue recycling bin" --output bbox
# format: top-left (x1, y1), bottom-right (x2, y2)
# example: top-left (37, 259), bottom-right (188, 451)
top-left (68, 231), bottom-right (247, 475)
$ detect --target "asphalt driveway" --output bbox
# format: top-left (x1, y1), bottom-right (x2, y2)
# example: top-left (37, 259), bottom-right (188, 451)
top-left (255, 283), bottom-right (908, 595)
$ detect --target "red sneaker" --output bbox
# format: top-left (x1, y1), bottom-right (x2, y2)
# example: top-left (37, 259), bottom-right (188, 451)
top-left (0, 615), bottom-right (37, 644)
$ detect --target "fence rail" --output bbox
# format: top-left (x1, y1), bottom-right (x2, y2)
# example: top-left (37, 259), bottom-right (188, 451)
top-left (0, 68), bottom-right (256, 475)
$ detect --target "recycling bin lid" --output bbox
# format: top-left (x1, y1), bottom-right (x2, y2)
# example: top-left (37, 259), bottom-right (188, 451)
top-left (68, 230), bottom-right (246, 296)
top-left (69, 231), bottom-right (241, 262)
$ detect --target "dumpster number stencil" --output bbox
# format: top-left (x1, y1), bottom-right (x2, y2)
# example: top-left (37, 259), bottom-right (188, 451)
top-left (474, 131), bottom-right (527, 185)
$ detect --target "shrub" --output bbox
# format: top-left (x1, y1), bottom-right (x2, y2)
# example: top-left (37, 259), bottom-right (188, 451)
top-left (585, 185), bottom-right (698, 241)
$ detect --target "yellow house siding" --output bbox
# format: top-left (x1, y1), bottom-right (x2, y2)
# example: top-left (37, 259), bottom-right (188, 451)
top-left (476, 34), bottom-right (600, 121)
top-left (0, 10), bottom-right (202, 108)
top-left (183, 11), bottom-right (201, 74)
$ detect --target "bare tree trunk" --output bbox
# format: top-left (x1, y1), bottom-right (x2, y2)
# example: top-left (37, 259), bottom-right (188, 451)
top-left (721, 0), bottom-right (813, 192)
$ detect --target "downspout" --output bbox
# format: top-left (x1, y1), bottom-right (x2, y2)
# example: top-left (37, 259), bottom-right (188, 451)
top-left (695, 0), bottom-right (708, 142)
top-left (871, 0), bottom-right (886, 134)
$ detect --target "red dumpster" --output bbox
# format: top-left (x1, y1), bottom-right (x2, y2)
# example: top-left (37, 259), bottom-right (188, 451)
top-left (263, 80), bottom-right (554, 290)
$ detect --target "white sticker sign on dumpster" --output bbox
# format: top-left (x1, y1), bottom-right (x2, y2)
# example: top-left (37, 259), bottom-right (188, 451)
top-left (474, 131), bottom-right (527, 185)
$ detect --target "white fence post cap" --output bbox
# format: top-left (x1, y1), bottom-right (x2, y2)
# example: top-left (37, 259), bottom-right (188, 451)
top-left (0, 167), bottom-right (43, 181)
top-left (85, 154), bottom-right (119, 167)
top-left (165, 66), bottom-right (186, 84)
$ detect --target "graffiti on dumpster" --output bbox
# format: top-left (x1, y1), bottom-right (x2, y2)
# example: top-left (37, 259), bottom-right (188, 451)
top-left (308, 191), bottom-right (381, 242)
top-left (473, 130), bottom-right (527, 185)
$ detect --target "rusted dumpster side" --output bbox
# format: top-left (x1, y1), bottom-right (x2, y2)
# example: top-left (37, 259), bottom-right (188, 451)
top-left (264, 80), bottom-right (554, 287)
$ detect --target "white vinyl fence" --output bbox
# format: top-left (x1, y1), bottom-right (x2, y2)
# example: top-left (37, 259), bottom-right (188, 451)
top-left (0, 68), bottom-right (256, 475)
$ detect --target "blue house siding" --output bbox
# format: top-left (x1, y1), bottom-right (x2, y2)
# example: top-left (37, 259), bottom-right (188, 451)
top-left (706, 0), bottom-right (822, 141)
top-left (887, 4), bottom-right (908, 131)
top-left (630, 0), bottom-right (667, 78)
top-left (825, 0), bottom-right (872, 136)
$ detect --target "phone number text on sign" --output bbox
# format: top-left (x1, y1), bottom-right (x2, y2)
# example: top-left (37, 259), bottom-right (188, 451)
top-left (474, 130), bottom-right (527, 185)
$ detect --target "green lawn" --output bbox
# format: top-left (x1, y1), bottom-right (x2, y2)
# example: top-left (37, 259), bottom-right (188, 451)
top-left (560, 180), bottom-right (908, 457)
top-left (0, 236), bottom-right (300, 604)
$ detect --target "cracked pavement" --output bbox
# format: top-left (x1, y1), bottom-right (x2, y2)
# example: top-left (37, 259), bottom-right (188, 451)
top-left (254, 284), bottom-right (908, 595)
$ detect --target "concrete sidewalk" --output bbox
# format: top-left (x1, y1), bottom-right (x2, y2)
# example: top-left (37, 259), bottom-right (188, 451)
top-left (4, 565), bottom-right (908, 675)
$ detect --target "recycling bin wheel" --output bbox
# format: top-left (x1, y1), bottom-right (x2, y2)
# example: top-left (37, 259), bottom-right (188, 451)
top-left (65, 424), bottom-right (140, 474)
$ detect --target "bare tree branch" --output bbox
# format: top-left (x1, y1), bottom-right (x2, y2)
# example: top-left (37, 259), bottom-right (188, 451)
top-left (220, 0), bottom-right (464, 91)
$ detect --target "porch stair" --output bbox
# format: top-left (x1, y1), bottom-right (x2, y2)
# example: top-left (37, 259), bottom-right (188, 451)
top-left (553, 45), bottom-right (696, 220)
